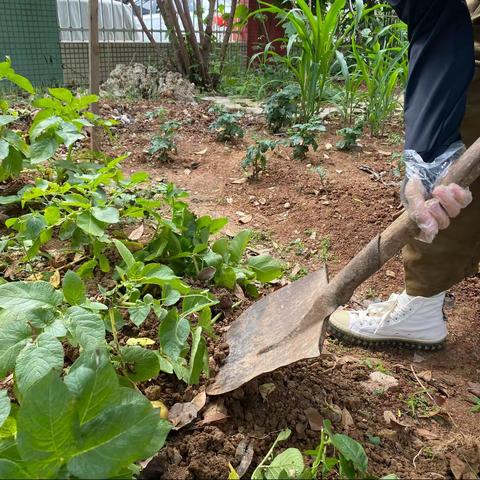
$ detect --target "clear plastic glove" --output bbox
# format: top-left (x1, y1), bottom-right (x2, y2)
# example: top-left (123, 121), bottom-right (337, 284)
top-left (402, 142), bottom-right (472, 243)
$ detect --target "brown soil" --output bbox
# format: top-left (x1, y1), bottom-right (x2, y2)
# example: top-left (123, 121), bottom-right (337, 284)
top-left (101, 98), bottom-right (480, 479)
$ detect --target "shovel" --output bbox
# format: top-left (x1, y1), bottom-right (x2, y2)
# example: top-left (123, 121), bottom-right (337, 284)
top-left (207, 138), bottom-right (480, 396)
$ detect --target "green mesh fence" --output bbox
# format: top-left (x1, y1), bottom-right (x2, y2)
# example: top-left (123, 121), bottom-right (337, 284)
top-left (0, 0), bottom-right (64, 87)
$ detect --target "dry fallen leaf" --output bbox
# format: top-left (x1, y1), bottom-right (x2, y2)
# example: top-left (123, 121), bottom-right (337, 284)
top-left (385, 270), bottom-right (396, 278)
top-left (450, 454), bottom-right (468, 480)
top-left (235, 438), bottom-right (254, 478)
top-left (128, 224), bottom-right (144, 241)
top-left (231, 177), bottom-right (247, 184)
top-left (378, 149), bottom-right (392, 156)
top-left (325, 143), bottom-right (333, 150)
top-left (415, 428), bottom-right (439, 441)
top-left (305, 407), bottom-right (323, 431)
top-left (467, 381), bottom-right (480, 397)
top-left (259, 383), bottom-right (276, 402)
top-left (337, 354), bottom-right (359, 366)
top-left (168, 391), bottom-right (206, 430)
top-left (195, 147), bottom-right (208, 155)
top-left (341, 407), bottom-right (355, 430)
top-left (26, 272), bottom-right (43, 282)
top-left (49, 270), bottom-right (61, 288)
top-left (418, 370), bottom-right (432, 382)
top-left (200, 400), bottom-right (228, 426)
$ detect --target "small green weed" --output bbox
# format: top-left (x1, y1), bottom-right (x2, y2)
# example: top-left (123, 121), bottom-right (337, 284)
top-left (405, 391), bottom-right (433, 418)
top-left (311, 165), bottom-right (328, 191)
top-left (145, 107), bottom-right (167, 120)
top-left (147, 120), bottom-right (181, 161)
top-left (318, 236), bottom-right (331, 263)
top-left (233, 420), bottom-right (370, 479)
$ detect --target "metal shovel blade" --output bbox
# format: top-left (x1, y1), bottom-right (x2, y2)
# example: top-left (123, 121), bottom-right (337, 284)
top-left (207, 267), bottom-right (330, 395)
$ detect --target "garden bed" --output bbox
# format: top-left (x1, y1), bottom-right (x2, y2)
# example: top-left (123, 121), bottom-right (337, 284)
top-left (102, 97), bottom-right (480, 479)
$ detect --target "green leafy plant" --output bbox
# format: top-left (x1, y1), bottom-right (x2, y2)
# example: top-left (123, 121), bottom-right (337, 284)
top-left (208, 110), bottom-right (244, 142)
top-left (351, 26), bottom-right (408, 136)
top-left (241, 139), bottom-right (277, 180)
top-left (263, 84), bottom-right (300, 133)
top-left (253, 0), bottom-right (347, 121)
top-left (147, 121), bottom-right (181, 161)
top-left (311, 165), bottom-right (328, 190)
top-left (0, 58), bottom-right (115, 184)
top-left (336, 120), bottom-right (363, 151)
top-left (287, 117), bottom-right (326, 160)
top-left (234, 420), bottom-right (369, 479)
top-left (145, 107), bottom-right (167, 120)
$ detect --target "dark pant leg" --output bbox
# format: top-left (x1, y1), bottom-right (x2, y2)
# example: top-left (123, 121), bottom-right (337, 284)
top-left (388, 0), bottom-right (474, 161)
top-left (404, 68), bottom-right (480, 296)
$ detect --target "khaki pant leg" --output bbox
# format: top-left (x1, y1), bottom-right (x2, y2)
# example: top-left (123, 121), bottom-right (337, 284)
top-left (403, 68), bottom-right (480, 296)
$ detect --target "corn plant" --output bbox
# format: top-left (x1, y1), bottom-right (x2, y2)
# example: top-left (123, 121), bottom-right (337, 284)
top-left (351, 24), bottom-right (408, 136)
top-left (253, 0), bottom-right (347, 121)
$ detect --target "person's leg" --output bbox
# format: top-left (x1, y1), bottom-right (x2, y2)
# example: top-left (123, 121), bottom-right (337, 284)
top-left (329, 0), bottom-right (477, 348)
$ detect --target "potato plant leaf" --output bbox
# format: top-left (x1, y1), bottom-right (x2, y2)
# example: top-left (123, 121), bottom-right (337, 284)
top-left (64, 307), bottom-right (106, 350)
top-left (0, 390), bottom-right (11, 428)
top-left (332, 433), bottom-right (368, 473)
top-left (17, 371), bottom-right (78, 478)
top-left (159, 309), bottom-right (190, 360)
top-left (15, 333), bottom-right (64, 394)
top-left (247, 255), bottom-right (282, 282)
top-left (62, 270), bottom-right (86, 306)
top-left (0, 281), bottom-right (63, 312)
top-left (0, 312), bottom-right (33, 377)
top-left (120, 346), bottom-right (160, 382)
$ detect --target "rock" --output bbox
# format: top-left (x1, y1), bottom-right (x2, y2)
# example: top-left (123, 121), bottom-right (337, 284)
top-left (101, 63), bottom-right (196, 100)
top-left (361, 371), bottom-right (399, 394)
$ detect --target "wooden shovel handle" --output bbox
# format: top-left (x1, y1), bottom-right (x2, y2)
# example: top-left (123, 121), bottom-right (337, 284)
top-left (328, 137), bottom-right (480, 306)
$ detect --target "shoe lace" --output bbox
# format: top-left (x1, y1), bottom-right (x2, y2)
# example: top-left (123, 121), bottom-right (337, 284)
top-left (356, 293), bottom-right (411, 334)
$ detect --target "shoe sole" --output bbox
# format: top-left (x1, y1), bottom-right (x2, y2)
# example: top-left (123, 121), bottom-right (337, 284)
top-left (327, 323), bottom-right (446, 351)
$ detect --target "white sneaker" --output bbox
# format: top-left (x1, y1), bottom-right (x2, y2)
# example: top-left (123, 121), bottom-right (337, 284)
top-left (328, 291), bottom-right (447, 350)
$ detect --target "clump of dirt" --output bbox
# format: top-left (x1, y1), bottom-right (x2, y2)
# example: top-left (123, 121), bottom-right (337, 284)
top-left (101, 64), bottom-right (196, 101)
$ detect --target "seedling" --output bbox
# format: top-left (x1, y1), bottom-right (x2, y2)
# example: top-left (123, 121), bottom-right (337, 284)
top-left (235, 420), bottom-right (370, 479)
top-left (145, 107), bottom-right (167, 120)
top-left (287, 118), bottom-right (326, 160)
top-left (147, 120), bottom-right (181, 161)
top-left (405, 391), bottom-right (433, 418)
top-left (209, 110), bottom-right (244, 142)
top-left (318, 236), bottom-right (331, 263)
top-left (241, 139), bottom-right (277, 180)
top-left (312, 165), bottom-right (328, 190)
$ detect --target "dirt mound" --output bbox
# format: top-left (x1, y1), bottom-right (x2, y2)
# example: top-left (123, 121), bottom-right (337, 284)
top-left (101, 64), bottom-right (196, 101)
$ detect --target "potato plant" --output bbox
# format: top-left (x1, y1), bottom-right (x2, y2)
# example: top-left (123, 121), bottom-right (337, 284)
top-left (0, 70), bottom-right (283, 478)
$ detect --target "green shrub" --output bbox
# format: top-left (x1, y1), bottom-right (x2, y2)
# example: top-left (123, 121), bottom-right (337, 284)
top-left (209, 110), bottom-right (244, 142)
top-left (241, 139), bottom-right (278, 180)
top-left (264, 84), bottom-right (300, 133)
top-left (287, 117), bottom-right (326, 160)
top-left (147, 120), bottom-right (181, 161)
